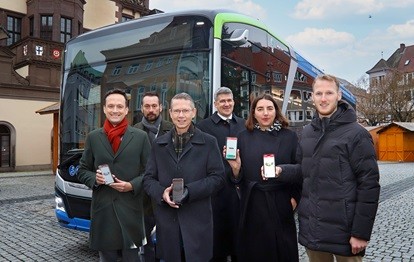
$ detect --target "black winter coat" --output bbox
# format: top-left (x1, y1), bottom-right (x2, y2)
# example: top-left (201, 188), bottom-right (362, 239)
top-left (298, 101), bottom-right (380, 256)
top-left (143, 128), bottom-right (225, 262)
top-left (196, 112), bottom-right (245, 258)
top-left (236, 128), bottom-right (302, 262)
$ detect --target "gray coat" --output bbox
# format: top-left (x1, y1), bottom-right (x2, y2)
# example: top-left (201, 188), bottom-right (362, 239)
top-left (143, 128), bottom-right (225, 262)
top-left (78, 126), bottom-right (151, 250)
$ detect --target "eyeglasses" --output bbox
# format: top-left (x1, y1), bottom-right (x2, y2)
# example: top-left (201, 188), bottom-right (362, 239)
top-left (171, 108), bottom-right (193, 115)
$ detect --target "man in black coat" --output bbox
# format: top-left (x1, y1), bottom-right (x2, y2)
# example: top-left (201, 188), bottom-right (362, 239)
top-left (197, 86), bottom-right (245, 262)
top-left (134, 91), bottom-right (173, 261)
top-left (143, 92), bottom-right (225, 262)
top-left (298, 74), bottom-right (380, 261)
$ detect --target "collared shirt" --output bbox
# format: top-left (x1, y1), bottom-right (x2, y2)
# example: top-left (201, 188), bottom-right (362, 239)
top-left (217, 112), bottom-right (232, 123)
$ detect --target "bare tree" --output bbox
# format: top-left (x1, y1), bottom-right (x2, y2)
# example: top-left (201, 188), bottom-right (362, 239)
top-left (385, 72), bottom-right (414, 122)
top-left (354, 75), bottom-right (388, 126)
top-left (358, 72), bottom-right (414, 124)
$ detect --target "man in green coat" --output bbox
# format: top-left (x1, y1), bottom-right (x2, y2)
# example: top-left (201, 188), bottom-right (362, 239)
top-left (78, 89), bottom-right (151, 261)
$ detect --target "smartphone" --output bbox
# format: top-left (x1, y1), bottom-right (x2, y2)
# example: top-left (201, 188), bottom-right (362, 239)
top-left (263, 154), bottom-right (275, 178)
top-left (172, 178), bottom-right (184, 203)
top-left (225, 137), bottom-right (237, 160)
top-left (98, 164), bottom-right (114, 185)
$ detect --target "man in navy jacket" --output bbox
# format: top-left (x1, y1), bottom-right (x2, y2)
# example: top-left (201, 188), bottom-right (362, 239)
top-left (144, 93), bottom-right (225, 262)
top-left (197, 86), bottom-right (245, 262)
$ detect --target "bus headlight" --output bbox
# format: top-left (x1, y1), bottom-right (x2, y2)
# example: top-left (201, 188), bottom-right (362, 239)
top-left (55, 196), bottom-right (66, 212)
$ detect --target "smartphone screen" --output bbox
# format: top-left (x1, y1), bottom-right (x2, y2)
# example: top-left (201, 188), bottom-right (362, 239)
top-left (225, 137), bottom-right (237, 160)
top-left (263, 154), bottom-right (275, 178)
top-left (98, 164), bottom-right (114, 185)
top-left (172, 178), bottom-right (184, 203)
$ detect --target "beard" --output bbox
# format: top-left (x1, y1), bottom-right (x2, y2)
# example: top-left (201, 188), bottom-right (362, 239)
top-left (145, 113), bottom-right (158, 122)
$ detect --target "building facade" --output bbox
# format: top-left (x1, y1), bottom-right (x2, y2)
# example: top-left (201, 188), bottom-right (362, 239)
top-left (0, 0), bottom-right (151, 172)
top-left (365, 43), bottom-right (414, 124)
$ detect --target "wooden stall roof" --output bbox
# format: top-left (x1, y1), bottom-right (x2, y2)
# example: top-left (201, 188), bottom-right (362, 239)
top-left (377, 122), bottom-right (414, 133)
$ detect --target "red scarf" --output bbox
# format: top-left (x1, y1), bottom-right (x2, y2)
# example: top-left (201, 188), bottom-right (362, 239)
top-left (103, 118), bottom-right (128, 153)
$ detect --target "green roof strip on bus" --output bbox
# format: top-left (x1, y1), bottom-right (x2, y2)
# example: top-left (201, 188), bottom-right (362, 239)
top-left (213, 12), bottom-right (289, 48)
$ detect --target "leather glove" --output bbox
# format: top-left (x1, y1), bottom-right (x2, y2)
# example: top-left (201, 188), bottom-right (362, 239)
top-left (175, 187), bottom-right (189, 205)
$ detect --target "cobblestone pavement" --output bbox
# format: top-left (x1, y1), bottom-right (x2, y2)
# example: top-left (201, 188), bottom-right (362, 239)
top-left (0, 161), bottom-right (413, 261)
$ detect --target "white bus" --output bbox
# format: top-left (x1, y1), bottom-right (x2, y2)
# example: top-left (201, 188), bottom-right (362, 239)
top-left (55, 9), bottom-right (356, 231)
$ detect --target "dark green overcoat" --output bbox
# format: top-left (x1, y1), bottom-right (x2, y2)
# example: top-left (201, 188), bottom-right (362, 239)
top-left (78, 126), bottom-right (151, 251)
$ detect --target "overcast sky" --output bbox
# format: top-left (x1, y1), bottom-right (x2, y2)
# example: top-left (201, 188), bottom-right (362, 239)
top-left (149, 0), bottom-right (414, 85)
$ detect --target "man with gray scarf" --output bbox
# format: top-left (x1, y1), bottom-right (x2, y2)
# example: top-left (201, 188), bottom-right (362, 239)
top-left (135, 92), bottom-right (173, 144)
top-left (134, 91), bottom-right (173, 261)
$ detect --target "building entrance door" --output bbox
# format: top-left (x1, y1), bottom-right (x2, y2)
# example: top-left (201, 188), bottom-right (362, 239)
top-left (0, 125), bottom-right (11, 168)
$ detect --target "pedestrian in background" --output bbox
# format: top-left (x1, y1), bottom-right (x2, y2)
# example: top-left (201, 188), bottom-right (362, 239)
top-left (78, 89), bottom-right (151, 262)
top-left (197, 86), bottom-right (245, 262)
top-left (143, 92), bottom-right (225, 262)
top-left (226, 93), bottom-right (302, 262)
top-left (298, 74), bottom-right (380, 261)
top-left (134, 91), bottom-right (173, 262)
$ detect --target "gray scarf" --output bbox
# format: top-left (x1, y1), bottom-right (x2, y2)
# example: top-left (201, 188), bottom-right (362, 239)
top-left (141, 116), bottom-right (162, 141)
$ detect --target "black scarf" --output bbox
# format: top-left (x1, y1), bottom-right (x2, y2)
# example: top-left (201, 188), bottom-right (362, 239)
top-left (172, 123), bottom-right (195, 156)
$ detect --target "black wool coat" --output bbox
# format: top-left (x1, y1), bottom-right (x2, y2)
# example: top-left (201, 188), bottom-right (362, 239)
top-left (143, 127), bottom-right (225, 262)
top-left (134, 119), bottom-right (174, 216)
top-left (196, 112), bottom-right (246, 258)
top-left (236, 128), bottom-right (302, 262)
top-left (298, 101), bottom-right (380, 256)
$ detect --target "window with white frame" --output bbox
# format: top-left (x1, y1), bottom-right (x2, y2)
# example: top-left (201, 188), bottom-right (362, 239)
top-left (144, 60), bottom-right (153, 71)
top-left (112, 66), bottom-right (122, 75)
top-left (251, 73), bottom-right (257, 83)
top-left (136, 87), bottom-right (145, 110)
top-left (242, 70), bottom-right (249, 82)
top-left (305, 110), bottom-right (314, 121)
top-left (287, 110), bottom-right (304, 122)
top-left (127, 64), bottom-right (140, 74)
top-left (272, 71), bottom-right (282, 82)
top-left (303, 91), bottom-right (312, 102)
top-left (60, 17), bottom-right (72, 43)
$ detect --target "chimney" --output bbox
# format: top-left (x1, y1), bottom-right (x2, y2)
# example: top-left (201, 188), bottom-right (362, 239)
top-left (400, 43), bottom-right (406, 52)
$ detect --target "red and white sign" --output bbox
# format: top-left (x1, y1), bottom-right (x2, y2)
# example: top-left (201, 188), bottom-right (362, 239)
top-left (52, 49), bottom-right (61, 59)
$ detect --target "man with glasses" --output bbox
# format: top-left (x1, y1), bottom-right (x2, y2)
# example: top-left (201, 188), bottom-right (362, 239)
top-left (197, 86), bottom-right (245, 262)
top-left (144, 92), bottom-right (225, 262)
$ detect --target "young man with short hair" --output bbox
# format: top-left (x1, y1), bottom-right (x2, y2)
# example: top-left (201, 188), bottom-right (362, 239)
top-left (298, 75), bottom-right (380, 261)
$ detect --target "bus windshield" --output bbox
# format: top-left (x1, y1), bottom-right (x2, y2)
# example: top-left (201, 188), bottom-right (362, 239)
top-left (60, 15), bottom-right (213, 156)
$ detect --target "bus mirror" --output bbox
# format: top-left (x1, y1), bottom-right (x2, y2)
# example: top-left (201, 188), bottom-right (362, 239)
top-left (223, 29), bottom-right (249, 46)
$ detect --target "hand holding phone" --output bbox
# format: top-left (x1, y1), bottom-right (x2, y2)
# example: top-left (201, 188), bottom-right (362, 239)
top-left (98, 164), bottom-right (114, 185)
top-left (263, 154), bottom-right (275, 178)
top-left (225, 137), bottom-right (237, 160)
top-left (172, 178), bottom-right (184, 203)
